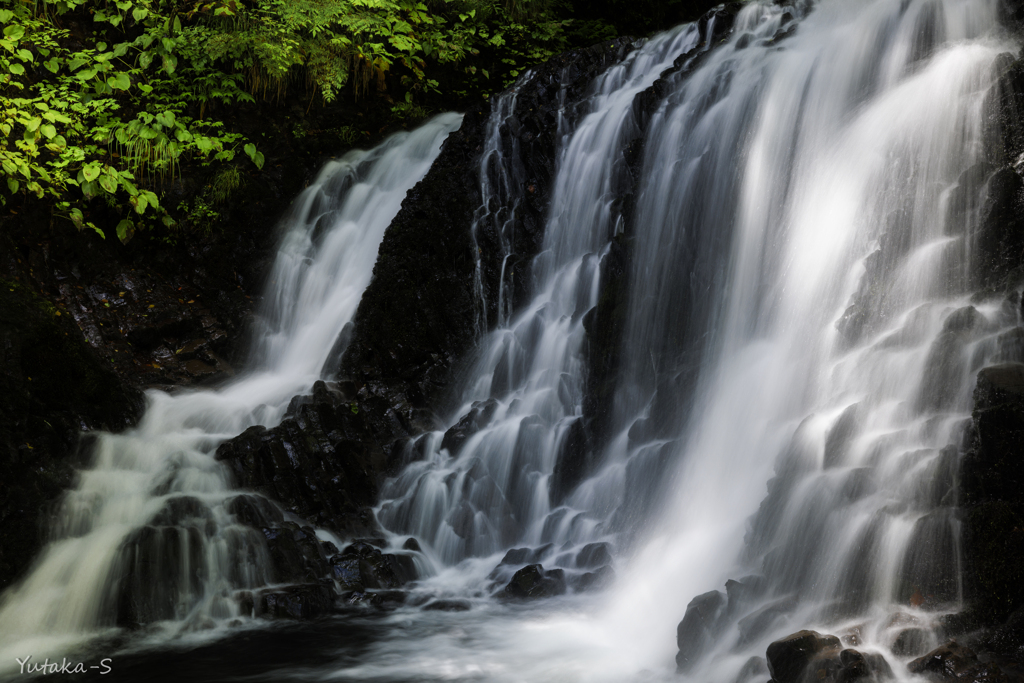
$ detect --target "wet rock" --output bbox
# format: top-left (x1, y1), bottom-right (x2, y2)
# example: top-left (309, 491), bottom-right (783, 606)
top-left (737, 595), bottom-right (799, 646)
top-left (329, 556), bottom-right (363, 591)
top-left (402, 537), bottom-right (422, 552)
top-left (765, 630), bottom-right (841, 683)
top-left (908, 641), bottom-right (1010, 683)
top-left (0, 281), bottom-right (141, 589)
top-left (972, 168), bottom-right (1024, 288)
top-left (892, 628), bottom-right (931, 658)
top-left (498, 545), bottom-right (551, 567)
top-left (226, 494), bottom-right (284, 528)
top-left (550, 417), bottom-right (593, 505)
top-left (575, 542), bottom-right (612, 569)
top-left (255, 583), bottom-right (335, 620)
top-left (422, 598), bottom-right (472, 612)
top-left (339, 37), bottom-right (649, 444)
top-left (676, 590), bottom-right (727, 672)
top-left (960, 364), bottom-right (1024, 623)
top-left (337, 540), bottom-right (417, 589)
top-left (499, 564), bottom-right (567, 600)
top-left (215, 380), bottom-right (388, 538)
top-left (575, 565), bottom-right (615, 593)
top-left (114, 525), bottom-right (207, 626)
top-left (736, 656), bottom-right (769, 683)
top-left (262, 523), bottom-right (330, 584)
top-left (441, 399), bottom-right (499, 453)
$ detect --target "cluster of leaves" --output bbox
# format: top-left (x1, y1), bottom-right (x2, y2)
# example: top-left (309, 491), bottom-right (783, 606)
top-left (0, 0), bottom-right (578, 243)
top-left (1, 0), bottom-right (269, 242)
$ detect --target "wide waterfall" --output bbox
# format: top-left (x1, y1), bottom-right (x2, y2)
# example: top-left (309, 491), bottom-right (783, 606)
top-left (0, 0), bottom-right (1020, 680)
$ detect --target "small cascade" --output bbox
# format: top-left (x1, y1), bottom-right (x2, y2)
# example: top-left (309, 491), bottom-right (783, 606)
top-left (0, 115), bottom-right (461, 663)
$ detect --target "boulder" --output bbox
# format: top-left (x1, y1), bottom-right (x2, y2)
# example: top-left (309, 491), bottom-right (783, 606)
top-left (676, 590), bottom-right (727, 672)
top-left (499, 564), bottom-right (567, 600)
top-left (765, 630), bottom-right (841, 683)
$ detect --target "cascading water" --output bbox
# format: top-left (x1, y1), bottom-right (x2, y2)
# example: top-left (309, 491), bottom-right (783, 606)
top-left (1, 0), bottom-right (1020, 679)
top-left (376, 24), bottom-right (703, 566)
top-left (316, 0), bottom-right (1021, 680)
top-left (0, 115), bottom-right (461, 669)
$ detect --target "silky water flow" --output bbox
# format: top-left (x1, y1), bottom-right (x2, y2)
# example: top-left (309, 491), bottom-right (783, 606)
top-left (1, 0), bottom-right (1021, 680)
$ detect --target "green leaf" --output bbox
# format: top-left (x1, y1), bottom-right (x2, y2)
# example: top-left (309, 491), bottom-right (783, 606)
top-left (39, 124), bottom-right (56, 139)
top-left (3, 25), bottom-right (25, 41)
top-left (88, 223), bottom-right (106, 239)
top-left (81, 163), bottom-right (101, 182)
top-left (17, 49), bottom-right (33, 62)
top-left (67, 56), bottom-right (89, 71)
top-left (76, 68), bottom-right (98, 81)
top-left (6, 178), bottom-right (18, 194)
top-left (253, 151), bottom-right (265, 170)
top-left (155, 111), bottom-right (175, 128)
top-left (108, 72), bottom-right (131, 90)
top-left (25, 117), bottom-right (41, 132)
top-left (0, 10), bottom-right (13, 22)
top-left (44, 58), bottom-right (59, 73)
top-left (161, 37), bottom-right (175, 52)
top-left (131, 193), bottom-right (148, 213)
top-left (161, 214), bottom-right (176, 228)
top-left (162, 54), bottom-right (177, 74)
top-left (8, 64), bottom-right (24, 75)
top-left (26, 181), bottom-right (43, 198)
top-left (69, 208), bottom-right (85, 231)
top-left (244, 142), bottom-right (256, 159)
top-left (116, 219), bottom-right (135, 244)
top-left (116, 0), bottom-right (132, 10)
top-left (138, 126), bottom-right (159, 140)
top-left (173, 16), bottom-right (181, 32)
top-left (98, 174), bottom-right (118, 194)
top-left (139, 51), bottom-right (153, 69)
top-left (132, 7), bottom-right (149, 21)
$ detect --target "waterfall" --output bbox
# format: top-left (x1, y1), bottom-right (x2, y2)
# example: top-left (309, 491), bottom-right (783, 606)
top-left (0, 115), bottom-right (461, 666)
top-left (349, 0), bottom-right (1019, 680)
top-left (1, 0), bottom-right (1021, 679)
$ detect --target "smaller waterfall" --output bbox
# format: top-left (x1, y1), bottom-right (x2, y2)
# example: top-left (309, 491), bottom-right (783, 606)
top-left (0, 115), bottom-right (462, 667)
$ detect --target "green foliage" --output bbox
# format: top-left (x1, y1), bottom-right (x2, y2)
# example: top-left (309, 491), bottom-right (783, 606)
top-left (0, 0), bottom-right (265, 242)
top-left (1, 0), bottom-right (573, 242)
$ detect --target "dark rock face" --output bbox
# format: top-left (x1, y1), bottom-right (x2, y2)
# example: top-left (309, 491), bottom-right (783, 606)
top-left (499, 564), bottom-right (567, 600)
top-left (338, 38), bottom-right (643, 439)
top-left (908, 641), bottom-right (1010, 683)
top-left (960, 364), bottom-right (1024, 625)
top-left (766, 630), bottom-right (842, 683)
top-left (215, 380), bottom-right (387, 537)
top-left (764, 631), bottom-right (891, 683)
top-left (0, 281), bottom-right (141, 590)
